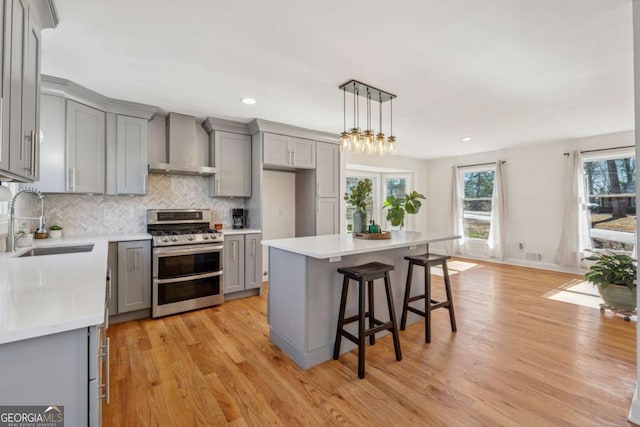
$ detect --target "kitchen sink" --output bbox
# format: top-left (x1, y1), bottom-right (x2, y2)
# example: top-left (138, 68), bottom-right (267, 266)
top-left (17, 244), bottom-right (95, 257)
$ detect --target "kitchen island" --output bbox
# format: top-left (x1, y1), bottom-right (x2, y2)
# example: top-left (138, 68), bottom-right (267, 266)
top-left (262, 231), bottom-right (460, 369)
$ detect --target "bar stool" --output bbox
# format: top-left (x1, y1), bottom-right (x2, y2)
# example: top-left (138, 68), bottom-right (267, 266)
top-left (333, 262), bottom-right (402, 379)
top-left (401, 254), bottom-right (457, 343)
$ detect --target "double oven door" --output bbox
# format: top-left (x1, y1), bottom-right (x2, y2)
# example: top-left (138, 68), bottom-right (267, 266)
top-left (152, 243), bottom-right (224, 317)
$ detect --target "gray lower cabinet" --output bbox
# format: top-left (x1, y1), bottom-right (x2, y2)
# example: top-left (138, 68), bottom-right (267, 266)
top-left (67, 99), bottom-right (106, 193)
top-left (117, 240), bottom-right (151, 313)
top-left (210, 130), bottom-right (251, 197)
top-left (224, 232), bottom-right (262, 294)
top-left (0, 326), bottom-right (104, 426)
top-left (224, 234), bottom-right (245, 294)
top-left (245, 232), bottom-right (262, 289)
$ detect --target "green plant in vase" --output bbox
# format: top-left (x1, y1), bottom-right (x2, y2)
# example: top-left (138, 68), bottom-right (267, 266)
top-left (583, 251), bottom-right (637, 313)
top-left (383, 190), bottom-right (426, 229)
top-left (344, 179), bottom-right (372, 233)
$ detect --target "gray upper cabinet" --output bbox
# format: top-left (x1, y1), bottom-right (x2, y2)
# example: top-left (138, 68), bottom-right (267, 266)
top-left (210, 131), bottom-right (251, 198)
top-left (7, 0), bottom-right (27, 177)
top-left (316, 198), bottom-right (339, 236)
top-left (0, 0), bottom-right (53, 182)
top-left (37, 76), bottom-right (156, 194)
top-left (20, 8), bottom-right (41, 181)
top-left (32, 93), bottom-right (64, 192)
top-left (315, 142), bottom-right (339, 198)
top-left (115, 115), bottom-right (148, 195)
top-left (263, 133), bottom-right (315, 169)
top-left (66, 100), bottom-right (105, 193)
top-left (117, 240), bottom-right (151, 313)
top-left (224, 234), bottom-right (245, 294)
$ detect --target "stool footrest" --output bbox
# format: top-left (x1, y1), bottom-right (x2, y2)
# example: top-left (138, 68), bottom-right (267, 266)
top-left (407, 306), bottom-right (426, 317)
top-left (340, 320), bottom-right (394, 345)
top-left (408, 294), bottom-right (426, 302)
top-left (431, 300), bottom-right (450, 310)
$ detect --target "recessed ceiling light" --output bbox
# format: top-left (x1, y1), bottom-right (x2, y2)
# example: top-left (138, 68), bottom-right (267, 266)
top-left (241, 97), bottom-right (256, 105)
top-left (460, 136), bottom-right (472, 142)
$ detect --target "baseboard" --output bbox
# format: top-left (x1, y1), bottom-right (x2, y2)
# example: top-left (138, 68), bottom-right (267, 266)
top-left (444, 251), bottom-right (583, 276)
top-left (629, 386), bottom-right (640, 424)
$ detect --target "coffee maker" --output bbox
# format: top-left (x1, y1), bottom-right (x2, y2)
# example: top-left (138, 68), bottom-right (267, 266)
top-left (232, 209), bottom-right (246, 229)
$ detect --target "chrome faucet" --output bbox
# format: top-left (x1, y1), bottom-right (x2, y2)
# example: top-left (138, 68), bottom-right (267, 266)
top-left (8, 187), bottom-right (46, 252)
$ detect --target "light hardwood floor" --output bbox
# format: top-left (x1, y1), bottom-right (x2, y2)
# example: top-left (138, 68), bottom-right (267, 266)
top-left (103, 259), bottom-right (637, 426)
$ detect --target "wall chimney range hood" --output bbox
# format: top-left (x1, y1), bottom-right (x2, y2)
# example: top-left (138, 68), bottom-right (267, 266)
top-left (148, 112), bottom-right (216, 176)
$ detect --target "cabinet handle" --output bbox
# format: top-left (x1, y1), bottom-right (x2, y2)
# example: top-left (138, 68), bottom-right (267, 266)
top-left (292, 151), bottom-right (296, 166)
top-left (142, 174), bottom-right (147, 193)
top-left (31, 130), bottom-right (36, 176)
top-left (99, 336), bottom-right (110, 404)
top-left (0, 98), bottom-right (3, 163)
top-left (316, 199), bottom-right (319, 212)
top-left (107, 268), bottom-right (112, 299)
top-left (252, 240), bottom-right (256, 258)
top-left (316, 182), bottom-right (320, 195)
top-left (105, 307), bottom-right (109, 331)
top-left (69, 168), bottom-right (76, 192)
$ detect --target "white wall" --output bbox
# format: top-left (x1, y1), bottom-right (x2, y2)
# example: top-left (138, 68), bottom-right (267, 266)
top-left (426, 130), bottom-right (634, 271)
top-left (261, 170), bottom-right (296, 275)
top-left (342, 151), bottom-right (430, 232)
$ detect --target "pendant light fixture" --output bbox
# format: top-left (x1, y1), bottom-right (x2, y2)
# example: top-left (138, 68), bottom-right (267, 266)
top-left (338, 79), bottom-right (397, 156)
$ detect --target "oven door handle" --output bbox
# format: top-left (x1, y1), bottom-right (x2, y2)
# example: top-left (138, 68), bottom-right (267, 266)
top-left (156, 270), bottom-right (223, 285)
top-left (154, 245), bottom-right (224, 257)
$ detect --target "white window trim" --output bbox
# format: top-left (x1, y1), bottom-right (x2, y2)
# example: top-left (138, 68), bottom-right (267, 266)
top-left (459, 165), bottom-right (495, 242)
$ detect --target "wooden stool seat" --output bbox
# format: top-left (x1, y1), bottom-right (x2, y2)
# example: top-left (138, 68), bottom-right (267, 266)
top-left (333, 262), bottom-right (402, 379)
top-left (401, 254), bottom-right (457, 343)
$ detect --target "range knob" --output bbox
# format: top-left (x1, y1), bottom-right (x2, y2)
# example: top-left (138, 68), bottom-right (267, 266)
top-left (187, 235), bottom-right (194, 241)
top-left (161, 236), bottom-right (169, 243)
top-left (170, 236), bottom-right (178, 242)
top-left (202, 234), bottom-right (209, 240)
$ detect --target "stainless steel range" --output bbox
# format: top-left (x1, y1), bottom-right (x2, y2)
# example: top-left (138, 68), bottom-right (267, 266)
top-left (147, 209), bottom-right (223, 318)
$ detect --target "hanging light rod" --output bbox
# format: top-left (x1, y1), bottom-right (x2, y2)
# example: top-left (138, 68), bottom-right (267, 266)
top-left (338, 80), bottom-right (396, 103)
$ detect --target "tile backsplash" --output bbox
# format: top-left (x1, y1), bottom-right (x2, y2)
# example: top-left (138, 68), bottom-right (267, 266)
top-left (18, 174), bottom-right (245, 235)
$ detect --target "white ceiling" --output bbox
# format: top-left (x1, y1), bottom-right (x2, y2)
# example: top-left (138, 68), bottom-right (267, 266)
top-left (41, 0), bottom-right (634, 159)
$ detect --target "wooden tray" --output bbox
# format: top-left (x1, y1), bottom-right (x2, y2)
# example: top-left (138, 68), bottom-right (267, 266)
top-left (353, 231), bottom-right (392, 240)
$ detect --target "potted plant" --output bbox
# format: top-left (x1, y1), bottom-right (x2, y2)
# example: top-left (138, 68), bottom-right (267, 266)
top-left (584, 251), bottom-right (636, 312)
top-left (383, 191), bottom-right (426, 229)
top-left (49, 225), bottom-right (63, 239)
top-left (344, 179), bottom-right (372, 233)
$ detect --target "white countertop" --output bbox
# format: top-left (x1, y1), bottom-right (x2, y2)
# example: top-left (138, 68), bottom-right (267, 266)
top-left (262, 231), bottom-right (460, 259)
top-left (0, 233), bottom-right (151, 345)
top-left (222, 228), bottom-right (261, 235)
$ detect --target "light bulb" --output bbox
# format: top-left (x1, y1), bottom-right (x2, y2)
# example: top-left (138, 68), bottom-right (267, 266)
top-left (340, 131), bottom-right (350, 152)
top-left (387, 135), bottom-right (396, 154)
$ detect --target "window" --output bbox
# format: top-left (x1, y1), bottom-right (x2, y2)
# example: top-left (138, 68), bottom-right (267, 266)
top-left (345, 173), bottom-right (379, 232)
top-left (583, 151), bottom-right (636, 253)
top-left (461, 168), bottom-right (495, 240)
top-left (344, 169), bottom-right (413, 232)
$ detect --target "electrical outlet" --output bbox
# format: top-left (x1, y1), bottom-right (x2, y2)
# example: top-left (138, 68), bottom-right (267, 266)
top-left (518, 242), bottom-right (524, 250)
